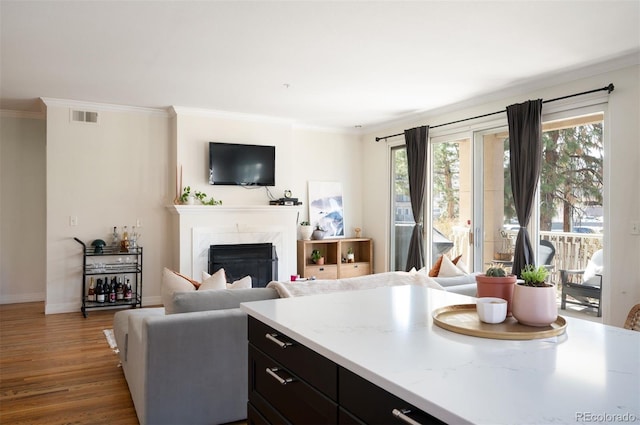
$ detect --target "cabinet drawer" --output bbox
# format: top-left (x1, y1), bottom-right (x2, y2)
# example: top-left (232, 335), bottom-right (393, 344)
top-left (249, 345), bottom-right (338, 424)
top-left (339, 367), bottom-right (444, 425)
top-left (249, 316), bottom-right (337, 399)
top-left (339, 263), bottom-right (371, 278)
top-left (306, 264), bottom-right (338, 279)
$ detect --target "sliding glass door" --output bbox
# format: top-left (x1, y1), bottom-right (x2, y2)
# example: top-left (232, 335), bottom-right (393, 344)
top-left (389, 107), bottom-right (605, 300)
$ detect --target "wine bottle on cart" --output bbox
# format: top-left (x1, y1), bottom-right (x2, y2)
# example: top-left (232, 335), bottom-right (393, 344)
top-left (109, 277), bottom-right (117, 303)
top-left (116, 277), bottom-right (124, 301)
top-left (124, 278), bottom-right (132, 301)
top-left (88, 277), bottom-right (95, 302)
top-left (96, 278), bottom-right (105, 303)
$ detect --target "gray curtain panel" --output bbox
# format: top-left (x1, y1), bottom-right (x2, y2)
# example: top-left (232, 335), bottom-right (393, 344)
top-left (404, 126), bottom-right (429, 271)
top-left (507, 99), bottom-right (543, 278)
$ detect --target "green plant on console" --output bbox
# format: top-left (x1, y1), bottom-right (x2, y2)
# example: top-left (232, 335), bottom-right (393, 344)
top-left (520, 265), bottom-right (550, 287)
top-left (311, 249), bottom-right (322, 263)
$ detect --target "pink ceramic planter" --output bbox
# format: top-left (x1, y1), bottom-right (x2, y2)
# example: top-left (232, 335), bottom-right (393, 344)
top-left (511, 284), bottom-right (558, 327)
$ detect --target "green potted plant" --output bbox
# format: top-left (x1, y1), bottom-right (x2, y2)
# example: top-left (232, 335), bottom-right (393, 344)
top-left (180, 186), bottom-right (194, 205)
top-left (299, 221), bottom-right (313, 240)
top-left (311, 249), bottom-right (324, 265)
top-left (346, 247), bottom-right (355, 263)
top-left (475, 264), bottom-right (517, 316)
top-left (512, 265), bottom-right (557, 327)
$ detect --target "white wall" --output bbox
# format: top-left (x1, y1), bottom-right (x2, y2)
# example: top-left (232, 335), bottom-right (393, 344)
top-left (44, 102), bottom-right (173, 313)
top-left (0, 113), bottom-right (46, 303)
top-left (360, 64), bottom-right (640, 327)
top-left (2, 102), bottom-right (362, 313)
top-left (173, 108), bottom-right (363, 236)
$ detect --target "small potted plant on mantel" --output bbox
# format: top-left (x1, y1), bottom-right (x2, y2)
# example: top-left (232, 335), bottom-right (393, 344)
top-left (299, 221), bottom-right (313, 240)
top-left (475, 264), bottom-right (517, 316)
top-left (511, 265), bottom-right (557, 327)
top-left (311, 249), bottom-right (325, 266)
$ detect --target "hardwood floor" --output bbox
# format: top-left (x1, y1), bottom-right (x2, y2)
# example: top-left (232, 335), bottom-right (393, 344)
top-left (0, 302), bottom-right (138, 424)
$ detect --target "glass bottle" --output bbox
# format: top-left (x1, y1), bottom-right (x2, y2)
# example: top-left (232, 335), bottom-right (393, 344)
top-left (124, 278), bottom-right (132, 301)
top-left (109, 277), bottom-right (117, 303)
top-left (88, 277), bottom-right (95, 302)
top-left (111, 226), bottom-right (120, 248)
top-left (96, 278), bottom-right (105, 303)
top-left (121, 226), bottom-right (129, 252)
top-left (116, 277), bottom-right (124, 301)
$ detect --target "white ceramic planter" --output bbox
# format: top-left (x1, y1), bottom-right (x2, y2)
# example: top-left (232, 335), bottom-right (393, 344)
top-left (511, 283), bottom-right (558, 327)
top-left (300, 225), bottom-right (313, 240)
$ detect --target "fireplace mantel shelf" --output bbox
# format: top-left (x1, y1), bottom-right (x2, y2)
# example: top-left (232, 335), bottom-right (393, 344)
top-left (168, 204), bottom-right (302, 215)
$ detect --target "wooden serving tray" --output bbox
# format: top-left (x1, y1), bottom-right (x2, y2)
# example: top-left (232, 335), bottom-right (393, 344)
top-left (432, 304), bottom-right (567, 340)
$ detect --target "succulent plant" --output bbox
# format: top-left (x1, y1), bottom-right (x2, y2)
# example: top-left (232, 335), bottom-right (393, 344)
top-left (485, 265), bottom-right (507, 277)
top-left (520, 265), bottom-right (550, 287)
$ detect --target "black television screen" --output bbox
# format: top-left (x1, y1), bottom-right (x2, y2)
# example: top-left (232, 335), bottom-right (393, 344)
top-left (209, 142), bottom-right (275, 186)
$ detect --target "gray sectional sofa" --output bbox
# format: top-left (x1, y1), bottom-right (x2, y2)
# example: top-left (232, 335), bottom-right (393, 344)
top-left (113, 288), bottom-right (279, 425)
top-left (113, 271), bottom-right (477, 425)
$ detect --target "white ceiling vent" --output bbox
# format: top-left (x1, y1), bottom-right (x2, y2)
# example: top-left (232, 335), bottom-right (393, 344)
top-left (70, 109), bottom-right (99, 124)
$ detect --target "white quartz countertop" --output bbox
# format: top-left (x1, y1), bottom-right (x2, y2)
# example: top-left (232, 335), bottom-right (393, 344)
top-left (240, 285), bottom-right (640, 425)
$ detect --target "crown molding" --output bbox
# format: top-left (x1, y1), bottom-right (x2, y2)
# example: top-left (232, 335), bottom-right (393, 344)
top-left (40, 97), bottom-right (170, 116)
top-left (0, 109), bottom-right (46, 120)
top-left (170, 105), bottom-right (293, 125)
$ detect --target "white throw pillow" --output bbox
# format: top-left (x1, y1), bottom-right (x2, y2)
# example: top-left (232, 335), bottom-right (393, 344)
top-left (227, 275), bottom-right (252, 289)
top-left (455, 258), bottom-right (469, 274)
top-left (199, 269), bottom-right (227, 291)
top-left (437, 255), bottom-right (466, 277)
top-left (161, 267), bottom-right (197, 314)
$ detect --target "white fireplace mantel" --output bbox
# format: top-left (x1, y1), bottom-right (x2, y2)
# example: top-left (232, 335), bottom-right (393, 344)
top-left (168, 205), bottom-right (302, 282)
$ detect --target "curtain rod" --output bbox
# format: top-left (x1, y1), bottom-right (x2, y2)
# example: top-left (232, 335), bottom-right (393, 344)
top-left (375, 83), bottom-right (614, 142)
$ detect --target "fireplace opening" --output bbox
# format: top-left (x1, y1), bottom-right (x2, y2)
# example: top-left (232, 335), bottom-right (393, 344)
top-left (208, 243), bottom-right (278, 288)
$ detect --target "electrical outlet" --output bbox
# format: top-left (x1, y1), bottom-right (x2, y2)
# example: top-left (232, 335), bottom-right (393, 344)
top-left (136, 218), bottom-right (141, 227)
top-left (70, 216), bottom-right (78, 226)
top-left (632, 221), bottom-right (640, 235)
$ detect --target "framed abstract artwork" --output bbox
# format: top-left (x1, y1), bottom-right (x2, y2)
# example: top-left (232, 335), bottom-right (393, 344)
top-left (308, 181), bottom-right (344, 238)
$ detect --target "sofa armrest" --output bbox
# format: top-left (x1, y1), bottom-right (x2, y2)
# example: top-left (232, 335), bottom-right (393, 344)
top-left (432, 273), bottom-right (478, 288)
top-left (127, 308), bottom-right (249, 425)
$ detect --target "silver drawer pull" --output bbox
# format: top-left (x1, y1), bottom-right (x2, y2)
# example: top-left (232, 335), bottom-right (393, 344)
top-left (265, 333), bottom-right (293, 349)
top-left (266, 367), bottom-right (294, 385)
top-left (392, 408), bottom-right (422, 425)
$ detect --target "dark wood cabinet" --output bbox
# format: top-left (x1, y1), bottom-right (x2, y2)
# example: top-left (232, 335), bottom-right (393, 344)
top-left (247, 316), bottom-right (443, 424)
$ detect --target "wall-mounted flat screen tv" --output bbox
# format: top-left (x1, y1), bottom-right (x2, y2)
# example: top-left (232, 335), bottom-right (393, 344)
top-left (209, 142), bottom-right (275, 186)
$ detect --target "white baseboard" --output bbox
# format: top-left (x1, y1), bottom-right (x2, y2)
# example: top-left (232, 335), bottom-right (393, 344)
top-left (45, 302), bottom-right (80, 315)
top-left (0, 292), bottom-right (45, 305)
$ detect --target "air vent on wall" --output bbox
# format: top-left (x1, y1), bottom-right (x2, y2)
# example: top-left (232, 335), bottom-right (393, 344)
top-left (70, 109), bottom-right (99, 124)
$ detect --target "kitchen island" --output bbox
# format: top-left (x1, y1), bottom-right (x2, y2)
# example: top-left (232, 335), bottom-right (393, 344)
top-left (241, 285), bottom-right (639, 424)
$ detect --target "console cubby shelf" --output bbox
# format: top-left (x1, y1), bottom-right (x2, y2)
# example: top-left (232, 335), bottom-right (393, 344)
top-left (74, 237), bottom-right (143, 318)
top-left (297, 238), bottom-right (373, 279)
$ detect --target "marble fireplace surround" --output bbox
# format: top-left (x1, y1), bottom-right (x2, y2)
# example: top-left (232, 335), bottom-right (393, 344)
top-left (169, 205), bottom-right (301, 284)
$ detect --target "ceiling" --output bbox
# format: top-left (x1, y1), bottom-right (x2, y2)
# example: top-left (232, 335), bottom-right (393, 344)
top-left (1, 1), bottom-right (639, 130)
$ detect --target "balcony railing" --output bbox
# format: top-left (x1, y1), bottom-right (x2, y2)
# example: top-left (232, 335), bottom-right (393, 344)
top-left (394, 224), bottom-right (603, 282)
